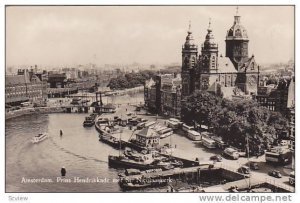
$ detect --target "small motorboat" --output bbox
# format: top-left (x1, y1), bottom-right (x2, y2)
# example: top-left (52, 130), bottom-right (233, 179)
top-left (32, 133), bottom-right (48, 144)
top-left (83, 116), bottom-right (95, 127)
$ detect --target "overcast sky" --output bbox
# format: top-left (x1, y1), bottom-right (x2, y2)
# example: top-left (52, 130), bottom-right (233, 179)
top-left (6, 6), bottom-right (294, 67)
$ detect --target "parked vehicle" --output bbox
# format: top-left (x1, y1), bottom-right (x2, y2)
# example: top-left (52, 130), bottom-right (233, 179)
top-left (202, 137), bottom-right (217, 149)
top-left (223, 148), bottom-right (239, 160)
top-left (289, 171), bottom-right (295, 185)
top-left (136, 122), bottom-right (146, 130)
top-left (249, 162), bottom-right (259, 170)
top-left (156, 127), bottom-right (173, 139)
top-left (182, 124), bottom-right (194, 132)
top-left (210, 136), bottom-right (228, 149)
top-left (268, 170), bottom-right (282, 178)
top-left (167, 118), bottom-right (182, 130)
top-left (210, 155), bottom-right (222, 162)
top-left (186, 130), bottom-right (201, 141)
top-left (238, 166), bottom-right (250, 174)
top-left (265, 147), bottom-right (292, 165)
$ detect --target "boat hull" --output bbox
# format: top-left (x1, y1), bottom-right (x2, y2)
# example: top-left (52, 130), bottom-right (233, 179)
top-left (83, 122), bottom-right (94, 127)
top-left (108, 156), bottom-right (160, 170)
top-left (99, 135), bottom-right (120, 149)
top-left (31, 134), bottom-right (48, 144)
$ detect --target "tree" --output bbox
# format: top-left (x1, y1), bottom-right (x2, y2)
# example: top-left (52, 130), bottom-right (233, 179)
top-left (181, 90), bottom-right (289, 154)
top-left (107, 71), bottom-right (155, 89)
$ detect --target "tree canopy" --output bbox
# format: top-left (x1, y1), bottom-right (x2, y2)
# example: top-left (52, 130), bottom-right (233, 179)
top-left (181, 90), bottom-right (289, 154)
top-left (107, 70), bottom-right (157, 89)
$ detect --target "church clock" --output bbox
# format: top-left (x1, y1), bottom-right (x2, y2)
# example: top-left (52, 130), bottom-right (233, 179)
top-left (248, 75), bottom-right (257, 87)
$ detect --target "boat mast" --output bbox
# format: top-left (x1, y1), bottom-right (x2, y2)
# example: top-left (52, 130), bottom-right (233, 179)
top-left (170, 131), bottom-right (173, 157)
top-left (119, 129), bottom-right (123, 157)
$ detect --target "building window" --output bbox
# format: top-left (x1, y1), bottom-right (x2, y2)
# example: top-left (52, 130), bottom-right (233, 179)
top-left (211, 56), bottom-right (216, 69)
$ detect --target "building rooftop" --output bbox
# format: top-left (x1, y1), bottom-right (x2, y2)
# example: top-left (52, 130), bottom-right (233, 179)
top-left (5, 75), bottom-right (28, 86)
top-left (218, 57), bottom-right (237, 73)
top-left (136, 127), bottom-right (159, 138)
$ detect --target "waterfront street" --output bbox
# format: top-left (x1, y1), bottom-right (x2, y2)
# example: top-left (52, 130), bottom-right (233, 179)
top-left (5, 94), bottom-right (294, 192)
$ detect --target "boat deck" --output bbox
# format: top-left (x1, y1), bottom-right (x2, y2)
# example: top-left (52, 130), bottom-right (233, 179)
top-left (122, 165), bottom-right (218, 182)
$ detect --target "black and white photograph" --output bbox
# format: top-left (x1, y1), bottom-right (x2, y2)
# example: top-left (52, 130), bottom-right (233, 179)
top-left (3, 3), bottom-right (297, 201)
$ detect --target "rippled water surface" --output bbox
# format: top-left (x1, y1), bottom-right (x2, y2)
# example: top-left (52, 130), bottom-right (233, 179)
top-left (6, 93), bottom-right (215, 192)
top-left (6, 113), bottom-right (124, 192)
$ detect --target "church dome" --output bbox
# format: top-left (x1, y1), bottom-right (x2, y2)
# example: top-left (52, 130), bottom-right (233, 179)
top-left (185, 30), bottom-right (195, 46)
top-left (226, 15), bottom-right (248, 40)
top-left (203, 22), bottom-right (218, 49)
top-left (184, 22), bottom-right (197, 48)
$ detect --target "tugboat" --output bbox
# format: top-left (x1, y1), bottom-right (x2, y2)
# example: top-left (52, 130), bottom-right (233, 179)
top-left (108, 154), bottom-right (160, 170)
top-left (89, 113), bottom-right (98, 120)
top-left (83, 116), bottom-right (95, 127)
top-left (99, 134), bottom-right (120, 148)
top-left (31, 133), bottom-right (48, 144)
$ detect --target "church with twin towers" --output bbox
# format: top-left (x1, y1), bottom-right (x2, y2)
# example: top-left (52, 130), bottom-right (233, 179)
top-left (181, 8), bottom-right (260, 99)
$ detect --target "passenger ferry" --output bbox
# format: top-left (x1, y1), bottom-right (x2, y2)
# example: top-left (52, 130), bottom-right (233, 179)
top-left (202, 137), bottom-right (217, 149)
top-left (31, 133), bottom-right (48, 144)
top-left (186, 130), bottom-right (201, 141)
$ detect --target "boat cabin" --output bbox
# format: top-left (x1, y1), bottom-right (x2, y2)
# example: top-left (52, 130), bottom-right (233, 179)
top-left (100, 103), bottom-right (116, 113)
top-left (135, 127), bottom-right (160, 148)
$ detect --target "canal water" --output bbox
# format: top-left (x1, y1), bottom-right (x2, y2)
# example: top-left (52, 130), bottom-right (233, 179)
top-left (6, 93), bottom-right (216, 192)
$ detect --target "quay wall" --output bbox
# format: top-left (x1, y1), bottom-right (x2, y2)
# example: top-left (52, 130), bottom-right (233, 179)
top-left (5, 107), bottom-right (64, 121)
top-left (219, 167), bottom-right (247, 181)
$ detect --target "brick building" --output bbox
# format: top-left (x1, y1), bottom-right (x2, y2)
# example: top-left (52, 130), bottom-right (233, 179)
top-left (144, 74), bottom-right (182, 117)
top-left (5, 69), bottom-right (47, 106)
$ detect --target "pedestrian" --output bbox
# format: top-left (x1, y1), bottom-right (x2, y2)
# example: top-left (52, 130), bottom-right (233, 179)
top-left (60, 129), bottom-right (63, 137)
top-left (61, 167), bottom-right (66, 177)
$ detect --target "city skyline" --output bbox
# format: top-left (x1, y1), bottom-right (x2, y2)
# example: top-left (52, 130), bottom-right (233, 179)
top-left (6, 6), bottom-right (294, 68)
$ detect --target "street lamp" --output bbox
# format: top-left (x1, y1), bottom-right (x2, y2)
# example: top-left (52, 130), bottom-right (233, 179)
top-left (243, 115), bottom-right (251, 190)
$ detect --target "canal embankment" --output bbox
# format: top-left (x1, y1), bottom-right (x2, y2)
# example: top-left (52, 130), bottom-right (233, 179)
top-left (5, 107), bottom-right (65, 121)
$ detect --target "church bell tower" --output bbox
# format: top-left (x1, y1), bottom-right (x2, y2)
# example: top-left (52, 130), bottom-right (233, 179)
top-left (225, 7), bottom-right (249, 70)
top-left (181, 21), bottom-right (198, 97)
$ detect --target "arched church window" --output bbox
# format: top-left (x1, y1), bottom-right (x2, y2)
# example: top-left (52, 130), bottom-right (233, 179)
top-left (251, 63), bottom-right (255, 70)
top-left (228, 29), bottom-right (233, 36)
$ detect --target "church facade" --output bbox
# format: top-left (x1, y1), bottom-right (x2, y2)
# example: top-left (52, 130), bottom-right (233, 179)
top-left (181, 11), bottom-right (260, 99)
